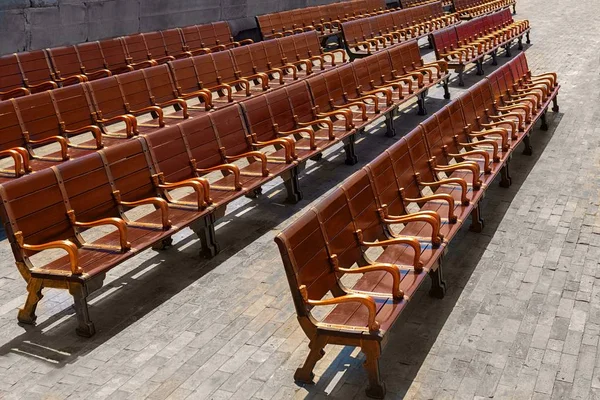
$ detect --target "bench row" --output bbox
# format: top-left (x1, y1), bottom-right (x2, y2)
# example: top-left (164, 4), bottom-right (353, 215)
top-left (256, 0), bottom-right (387, 41)
top-left (0, 21), bottom-right (253, 101)
top-left (341, 1), bottom-right (458, 59)
top-left (0, 48), bottom-right (449, 337)
top-left (0, 38), bottom-right (438, 183)
top-left (454, 0), bottom-right (516, 18)
top-left (431, 7), bottom-right (530, 85)
top-left (275, 51), bottom-right (559, 399)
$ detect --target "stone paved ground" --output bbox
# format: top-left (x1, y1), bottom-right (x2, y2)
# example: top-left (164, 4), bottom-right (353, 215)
top-left (0, 0), bottom-right (597, 398)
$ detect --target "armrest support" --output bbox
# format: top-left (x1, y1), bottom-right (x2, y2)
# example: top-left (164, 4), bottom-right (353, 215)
top-left (96, 113), bottom-right (137, 136)
top-left (67, 210), bottom-right (130, 252)
top-left (433, 162), bottom-right (482, 190)
top-left (449, 149), bottom-right (492, 173)
top-left (129, 105), bottom-right (165, 127)
top-left (14, 231), bottom-right (81, 275)
top-left (296, 117), bottom-right (335, 140)
top-left (299, 285), bottom-right (380, 332)
top-left (0, 87), bottom-right (30, 100)
top-left (225, 151), bottom-right (269, 177)
top-left (0, 149), bottom-right (26, 177)
top-left (26, 135), bottom-right (69, 161)
top-left (197, 163), bottom-right (242, 191)
top-left (404, 194), bottom-right (457, 223)
top-left (419, 177), bottom-right (469, 206)
top-left (251, 134), bottom-right (297, 163)
top-left (275, 125), bottom-right (317, 150)
top-left (380, 210), bottom-right (443, 246)
top-left (113, 190), bottom-right (171, 230)
top-left (63, 124), bottom-right (103, 149)
top-left (86, 69), bottom-right (112, 79)
top-left (330, 254), bottom-right (403, 299)
top-left (157, 178), bottom-right (209, 209)
top-left (356, 229), bottom-right (423, 271)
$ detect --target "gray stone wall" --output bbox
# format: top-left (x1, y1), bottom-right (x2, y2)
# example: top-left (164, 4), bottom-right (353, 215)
top-left (0, 0), bottom-right (355, 55)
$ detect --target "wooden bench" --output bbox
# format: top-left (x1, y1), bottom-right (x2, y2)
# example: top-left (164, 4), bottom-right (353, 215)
top-left (256, 0), bottom-right (388, 46)
top-left (453, 0), bottom-right (516, 19)
top-left (0, 21), bottom-right (252, 102)
top-left (400, 0), bottom-right (453, 8)
top-left (274, 53), bottom-right (558, 398)
top-left (430, 8), bottom-right (530, 85)
top-left (0, 51), bottom-right (60, 100)
top-left (310, 39), bottom-right (450, 133)
top-left (341, 2), bottom-right (458, 59)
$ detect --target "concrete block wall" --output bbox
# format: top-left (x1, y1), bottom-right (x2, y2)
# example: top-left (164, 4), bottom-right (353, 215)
top-left (0, 0), bottom-right (364, 55)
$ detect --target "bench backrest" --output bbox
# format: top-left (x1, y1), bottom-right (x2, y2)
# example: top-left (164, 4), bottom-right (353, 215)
top-left (430, 26), bottom-right (459, 58)
top-left (0, 55), bottom-right (25, 98)
top-left (86, 76), bottom-right (126, 120)
top-left (76, 42), bottom-right (108, 75)
top-left (16, 50), bottom-right (55, 89)
top-left (143, 125), bottom-right (198, 184)
top-left (98, 38), bottom-right (131, 74)
top-left (210, 105), bottom-right (253, 158)
top-left (50, 84), bottom-right (97, 135)
top-left (0, 168), bottom-right (74, 259)
top-left (46, 46), bottom-right (83, 80)
top-left (102, 138), bottom-right (159, 204)
top-left (177, 114), bottom-right (224, 172)
top-left (121, 34), bottom-right (151, 65)
top-left (0, 101), bottom-right (25, 153)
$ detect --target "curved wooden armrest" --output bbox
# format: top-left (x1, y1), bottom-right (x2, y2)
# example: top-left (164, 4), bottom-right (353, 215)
top-left (130, 59), bottom-right (158, 69)
top-left (209, 83), bottom-right (234, 101)
top-left (14, 231), bottom-right (81, 275)
top-left (0, 87), bottom-right (30, 100)
top-left (332, 256), bottom-right (404, 299)
top-left (67, 210), bottom-right (130, 252)
top-left (152, 55), bottom-right (176, 64)
top-left (64, 125), bottom-right (103, 149)
top-left (97, 114), bottom-right (137, 136)
top-left (297, 117), bottom-right (335, 140)
top-left (442, 50), bottom-right (465, 63)
top-left (334, 100), bottom-right (368, 121)
top-left (156, 98), bottom-right (189, 119)
top-left (434, 162), bottom-right (482, 190)
top-left (130, 105), bottom-right (165, 127)
top-left (86, 69), bottom-right (112, 79)
top-left (405, 194), bottom-right (458, 223)
top-left (316, 109), bottom-right (354, 130)
top-left (289, 59), bottom-right (313, 74)
top-left (381, 210), bottom-right (443, 246)
top-left (241, 72), bottom-right (270, 90)
top-left (27, 135), bottom-right (69, 161)
top-left (55, 74), bottom-right (88, 85)
top-left (237, 39), bottom-right (254, 46)
top-left (157, 179), bottom-right (209, 209)
top-left (179, 88), bottom-right (213, 109)
top-left (226, 151), bottom-right (269, 177)
top-left (27, 80), bottom-right (59, 91)
top-left (225, 78), bottom-right (252, 96)
top-left (356, 229), bottom-right (423, 271)
top-left (280, 63), bottom-right (298, 80)
top-left (488, 112), bottom-right (524, 132)
top-left (449, 149), bottom-right (492, 173)
top-left (420, 177), bottom-right (469, 205)
top-left (189, 47), bottom-right (211, 56)
top-left (0, 149), bottom-right (26, 177)
top-left (115, 193), bottom-right (171, 229)
top-left (251, 135), bottom-right (297, 163)
top-left (482, 118), bottom-right (520, 136)
top-left (197, 163), bottom-right (242, 191)
top-left (276, 125), bottom-right (317, 150)
top-left (460, 139), bottom-right (501, 162)
top-left (386, 75), bottom-right (414, 93)
top-left (299, 285), bottom-right (380, 332)
top-left (469, 127), bottom-right (509, 149)
top-left (496, 102), bottom-right (531, 114)
top-left (361, 87), bottom-right (393, 107)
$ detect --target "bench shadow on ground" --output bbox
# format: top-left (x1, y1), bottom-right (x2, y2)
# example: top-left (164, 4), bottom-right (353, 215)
top-left (0, 42), bottom-right (547, 374)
